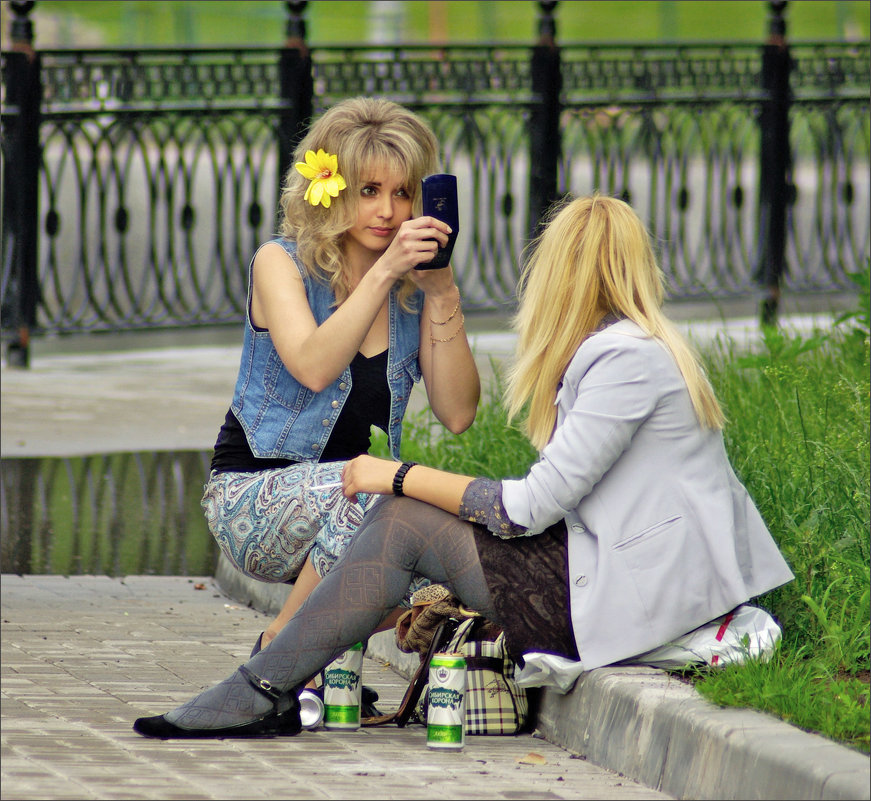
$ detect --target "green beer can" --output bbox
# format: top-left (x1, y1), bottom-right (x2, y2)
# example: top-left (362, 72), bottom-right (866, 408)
top-left (426, 652), bottom-right (466, 750)
top-left (323, 642), bottom-right (363, 730)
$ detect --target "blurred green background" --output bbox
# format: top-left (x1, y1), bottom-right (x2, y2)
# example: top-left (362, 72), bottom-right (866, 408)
top-left (10, 0), bottom-right (871, 48)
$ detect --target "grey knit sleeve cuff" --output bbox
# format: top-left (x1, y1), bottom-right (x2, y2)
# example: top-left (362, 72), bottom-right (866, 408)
top-left (459, 477), bottom-right (530, 538)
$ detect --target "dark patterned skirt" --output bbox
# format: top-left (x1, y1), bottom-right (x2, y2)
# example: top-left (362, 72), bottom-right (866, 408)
top-left (472, 520), bottom-right (579, 665)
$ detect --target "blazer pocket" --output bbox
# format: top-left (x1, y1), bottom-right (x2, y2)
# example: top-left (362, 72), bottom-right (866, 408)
top-left (612, 515), bottom-right (682, 552)
top-left (612, 514), bottom-right (711, 632)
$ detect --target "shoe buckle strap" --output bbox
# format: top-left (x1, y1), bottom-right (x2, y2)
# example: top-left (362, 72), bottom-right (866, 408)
top-left (238, 664), bottom-right (282, 703)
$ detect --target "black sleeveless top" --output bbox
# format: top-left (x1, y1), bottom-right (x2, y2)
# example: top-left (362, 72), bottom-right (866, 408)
top-left (211, 349), bottom-right (391, 473)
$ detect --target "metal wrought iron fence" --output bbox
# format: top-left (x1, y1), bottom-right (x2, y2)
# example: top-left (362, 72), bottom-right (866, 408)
top-left (2, 3), bottom-right (869, 356)
top-left (557, 41), bottom-right (870, 299)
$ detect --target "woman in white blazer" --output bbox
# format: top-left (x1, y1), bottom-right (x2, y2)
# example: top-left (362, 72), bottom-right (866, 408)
top-left (134, 194), bottom-right (794, 739)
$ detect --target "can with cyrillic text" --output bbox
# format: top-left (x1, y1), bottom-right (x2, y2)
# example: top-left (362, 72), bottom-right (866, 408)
top-left (426, 652), bottom-right (466, 749)
top-left (323, 643), bottom-right (363, 730)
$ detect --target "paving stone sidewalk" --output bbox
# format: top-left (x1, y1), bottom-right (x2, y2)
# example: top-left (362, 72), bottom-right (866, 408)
top-left (1, 574), bottom-right (671, 801)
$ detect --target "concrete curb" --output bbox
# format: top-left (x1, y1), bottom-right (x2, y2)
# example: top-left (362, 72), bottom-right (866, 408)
top-left (215, 554), bottom-right (869, 801)
top-left (530, 667), bottom-right (870, 801)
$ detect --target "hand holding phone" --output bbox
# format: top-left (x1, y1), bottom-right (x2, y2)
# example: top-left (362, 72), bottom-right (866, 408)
top-left (417, 174), bottom-right (459, 270)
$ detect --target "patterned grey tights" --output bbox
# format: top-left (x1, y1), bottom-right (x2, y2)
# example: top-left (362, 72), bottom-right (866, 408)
top-left (165, 496), bottom-right (499, 730)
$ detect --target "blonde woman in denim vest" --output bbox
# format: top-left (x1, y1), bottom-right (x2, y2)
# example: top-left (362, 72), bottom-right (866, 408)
top-left (200, 98), bottom-right (479, 696)
top-left (135, 194), bottom-right (793, 740)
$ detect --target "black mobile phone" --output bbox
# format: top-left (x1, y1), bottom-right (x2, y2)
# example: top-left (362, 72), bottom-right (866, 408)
top-left (417, 173), bottom-right (459, 270)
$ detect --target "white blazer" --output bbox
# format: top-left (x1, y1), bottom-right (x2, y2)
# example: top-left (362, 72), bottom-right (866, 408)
top-left (501, 320), bottom-right (794, 671)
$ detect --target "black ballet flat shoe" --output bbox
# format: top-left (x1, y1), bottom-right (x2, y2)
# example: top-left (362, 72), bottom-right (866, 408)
top-left (133, 665), bottom-right (302, 739)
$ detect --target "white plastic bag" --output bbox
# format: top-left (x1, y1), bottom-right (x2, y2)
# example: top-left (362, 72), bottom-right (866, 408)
top-left (622, 604), bottom-right (783, 670)
top-left (514, 652), bottom-right (587, 693)
top-left (514, 605), bottom-right (782, 693)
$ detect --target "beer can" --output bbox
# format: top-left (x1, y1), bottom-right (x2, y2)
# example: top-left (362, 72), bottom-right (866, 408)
top-left (426, 652), bottom-right (466, 750)
top-left (323, 643), bottom-right (363, 730)
top-left (298, 688), bottom-right (324, 730)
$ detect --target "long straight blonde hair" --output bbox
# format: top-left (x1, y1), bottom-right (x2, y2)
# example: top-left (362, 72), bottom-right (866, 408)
top-left (278, 97), bottom-right (438, 310)
top-left (505, 194), bottom-right (724, 450)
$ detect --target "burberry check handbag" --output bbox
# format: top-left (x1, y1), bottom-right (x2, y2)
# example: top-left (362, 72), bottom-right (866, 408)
top-left (362, 586), bottom-right (528, 735)
top-left (413, 615), bottom-right (529, 735)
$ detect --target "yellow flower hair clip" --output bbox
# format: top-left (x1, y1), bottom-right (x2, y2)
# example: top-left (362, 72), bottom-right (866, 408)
top-left (294, 149), bottom-right (347, 208)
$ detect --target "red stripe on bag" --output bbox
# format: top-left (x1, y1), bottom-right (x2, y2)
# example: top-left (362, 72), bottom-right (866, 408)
top-left (710, 611), bottom-right (736, 666)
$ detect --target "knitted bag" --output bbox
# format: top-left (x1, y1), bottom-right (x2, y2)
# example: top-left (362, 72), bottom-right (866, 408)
top-left (394, 584), bottom-right (472, 656)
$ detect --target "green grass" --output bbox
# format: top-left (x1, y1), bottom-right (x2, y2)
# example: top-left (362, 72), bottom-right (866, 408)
top-left (694, 270), bottom-right (870, 752)
top-left (688, 641), bottom-right (869, 752)
top-left (28, 1), bottom-right (871, 48)
top-left (374, 268), bottom-right (871, 753)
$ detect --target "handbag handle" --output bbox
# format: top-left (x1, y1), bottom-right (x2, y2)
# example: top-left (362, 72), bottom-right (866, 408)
top-left (392, 622), bottom-right (442, 727)
top-left (362, 617), bottom-right (459, 728)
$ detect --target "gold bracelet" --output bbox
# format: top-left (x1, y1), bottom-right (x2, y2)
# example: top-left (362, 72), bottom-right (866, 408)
top-left (430, 314), bottom-right (465, 344)
top-left (430, 291), bottom-right (461, 325)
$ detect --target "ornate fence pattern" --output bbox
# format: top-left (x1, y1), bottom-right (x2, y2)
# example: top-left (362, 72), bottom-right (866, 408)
top-left (2, 40), bottom-right (869, 337)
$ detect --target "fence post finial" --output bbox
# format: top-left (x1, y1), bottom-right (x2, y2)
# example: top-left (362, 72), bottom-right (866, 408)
top-left (10, 1), bottom-right (36, 47)
top-left (537, 0), bottom-right (558, 45)
top-left (285, 0), bottom-right (308, 45)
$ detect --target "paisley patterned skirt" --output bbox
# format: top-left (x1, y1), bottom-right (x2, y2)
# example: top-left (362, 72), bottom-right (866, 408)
top-left (202, 462), bottom-right (430, 604)
top-left (472, 519), bottom-right (579, 665)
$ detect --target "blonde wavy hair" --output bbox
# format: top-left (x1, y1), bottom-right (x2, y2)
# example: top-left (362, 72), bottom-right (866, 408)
top-left (505, 193), bottom-right (724, 450)
top-left (278, 97), bottom-right (439, 309)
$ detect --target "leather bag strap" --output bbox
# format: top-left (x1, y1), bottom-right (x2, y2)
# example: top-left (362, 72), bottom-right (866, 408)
top-left (361, 617), bottom-right (458, 728)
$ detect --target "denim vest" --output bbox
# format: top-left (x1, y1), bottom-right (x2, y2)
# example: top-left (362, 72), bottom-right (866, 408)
top-left (231, 238), bottom-right (422, 461)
